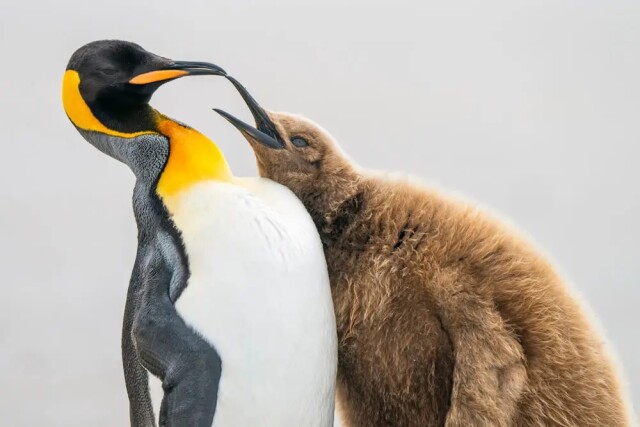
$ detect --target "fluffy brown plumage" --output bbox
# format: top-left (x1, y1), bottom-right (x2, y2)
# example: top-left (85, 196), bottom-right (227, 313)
top-left (230, 109), bottom-right (632, 426)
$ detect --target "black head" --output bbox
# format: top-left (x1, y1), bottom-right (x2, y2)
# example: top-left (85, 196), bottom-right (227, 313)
top-left (64, 40), bottom-right (226, 133)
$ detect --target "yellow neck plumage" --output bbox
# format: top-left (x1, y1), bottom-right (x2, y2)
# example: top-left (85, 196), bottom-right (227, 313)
top-left (155, 118), bottom-right (232, 197)
top-left (62, 70), bottom-right (233, 202)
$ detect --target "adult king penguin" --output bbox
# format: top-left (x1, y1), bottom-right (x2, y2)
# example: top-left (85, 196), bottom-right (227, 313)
top-left (214, 80), bottom-right (634, 426)
top-left (62, 40), bottom-right (337, 427)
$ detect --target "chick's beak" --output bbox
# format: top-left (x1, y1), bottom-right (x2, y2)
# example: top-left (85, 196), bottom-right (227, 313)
top-left (213, 76), bottom-right (286, 149)
top-left (129, 60), bottom-right (227, 85)
top-left (214, 108), bottom-right (284, 149)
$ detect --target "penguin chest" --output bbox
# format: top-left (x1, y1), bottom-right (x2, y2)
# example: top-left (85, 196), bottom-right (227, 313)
top-left (161, 179), bottom-right (337, 426)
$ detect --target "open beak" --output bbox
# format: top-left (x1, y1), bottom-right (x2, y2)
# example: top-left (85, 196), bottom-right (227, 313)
top-left (214, 108), bottom-right (284, 149)
top-left (213, 76), bottom-right (285, 149)
top-left (129, 60), bottom-right (227, 85)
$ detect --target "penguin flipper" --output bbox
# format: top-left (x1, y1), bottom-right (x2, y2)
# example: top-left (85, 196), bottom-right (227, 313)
top-left (132, 254), bottom-right (222, 427)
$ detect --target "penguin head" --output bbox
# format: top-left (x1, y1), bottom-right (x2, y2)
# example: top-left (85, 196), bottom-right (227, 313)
top-left (63, 40), bottom-right (226, 177)
top-left (66, 40), bottom-right (172, 112)
top-left (215, 77), bottom-right (355, 198)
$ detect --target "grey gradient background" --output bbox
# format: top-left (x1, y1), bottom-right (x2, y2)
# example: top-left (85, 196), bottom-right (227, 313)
top-left (0, 0), bottom-right (638, 425)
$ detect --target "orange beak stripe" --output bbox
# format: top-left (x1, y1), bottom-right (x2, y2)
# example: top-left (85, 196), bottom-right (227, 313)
top-left (129, 69), bottom-right (189, 85)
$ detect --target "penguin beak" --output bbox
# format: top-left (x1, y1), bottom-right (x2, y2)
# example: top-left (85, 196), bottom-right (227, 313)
top-left (214, 108), bottom-right (284, 149)
top-left (213, 76), bottom-right (286, 149)
top-left (129, 60), bottom-right (227, 85)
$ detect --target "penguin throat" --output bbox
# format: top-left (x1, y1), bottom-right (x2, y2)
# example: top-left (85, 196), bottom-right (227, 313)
top-left (88, 97), bottom-right (158, 135)
top-left (155, 117), bottom-right (233, 201)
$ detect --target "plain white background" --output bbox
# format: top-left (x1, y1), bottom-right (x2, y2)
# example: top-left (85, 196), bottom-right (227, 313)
top-left (0, 0), bottom-right (638, 425)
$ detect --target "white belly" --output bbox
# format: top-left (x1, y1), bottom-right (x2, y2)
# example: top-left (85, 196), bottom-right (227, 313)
top-left (154, 178), bottom-right (337, 426)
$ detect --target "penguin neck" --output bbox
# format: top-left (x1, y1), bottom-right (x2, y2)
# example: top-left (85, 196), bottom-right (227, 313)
top-left (155, 114), bottom-right (233, 204)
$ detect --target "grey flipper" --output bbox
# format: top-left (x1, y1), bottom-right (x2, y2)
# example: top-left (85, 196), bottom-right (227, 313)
top-left (132, 250), bottom-right (221, 427)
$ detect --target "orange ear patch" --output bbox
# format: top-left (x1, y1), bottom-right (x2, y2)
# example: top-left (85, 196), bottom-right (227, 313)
top-left (129, 69), bottom-right (189, 85)
top-left (61, 70), bottom-right (154, 138)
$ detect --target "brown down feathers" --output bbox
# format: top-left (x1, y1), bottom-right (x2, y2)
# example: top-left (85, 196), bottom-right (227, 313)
top-left (243, 111), bottom-right (633, 427)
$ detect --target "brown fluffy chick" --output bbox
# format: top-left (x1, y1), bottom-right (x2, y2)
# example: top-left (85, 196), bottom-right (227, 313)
top-left (214, 78), bottom-right (633, 427)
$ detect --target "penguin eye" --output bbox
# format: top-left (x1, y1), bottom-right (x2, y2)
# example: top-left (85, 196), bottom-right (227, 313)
top-left (291, 137), bottom-right (308, 148)
top-left (98, 67), bottom-right (118, 76)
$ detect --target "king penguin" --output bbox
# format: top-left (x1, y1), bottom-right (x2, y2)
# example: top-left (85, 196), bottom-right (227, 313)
top-left (62, 40), bottom-right (337, 427)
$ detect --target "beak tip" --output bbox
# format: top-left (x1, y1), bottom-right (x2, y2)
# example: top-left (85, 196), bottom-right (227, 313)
top-left (212, 108), bottom-right (232, 122)
top-left (168, 60), bottom-right (228, 77)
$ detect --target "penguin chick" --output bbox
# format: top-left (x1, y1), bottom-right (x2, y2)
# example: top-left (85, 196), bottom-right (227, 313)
top-left (214, 79), bottom-right (633, 427)
top-left (63, 41), bottom-right (337, 427)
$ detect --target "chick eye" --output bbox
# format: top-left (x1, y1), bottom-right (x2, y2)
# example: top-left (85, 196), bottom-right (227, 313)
top-left (291, 137), bottom-right (308, 148)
